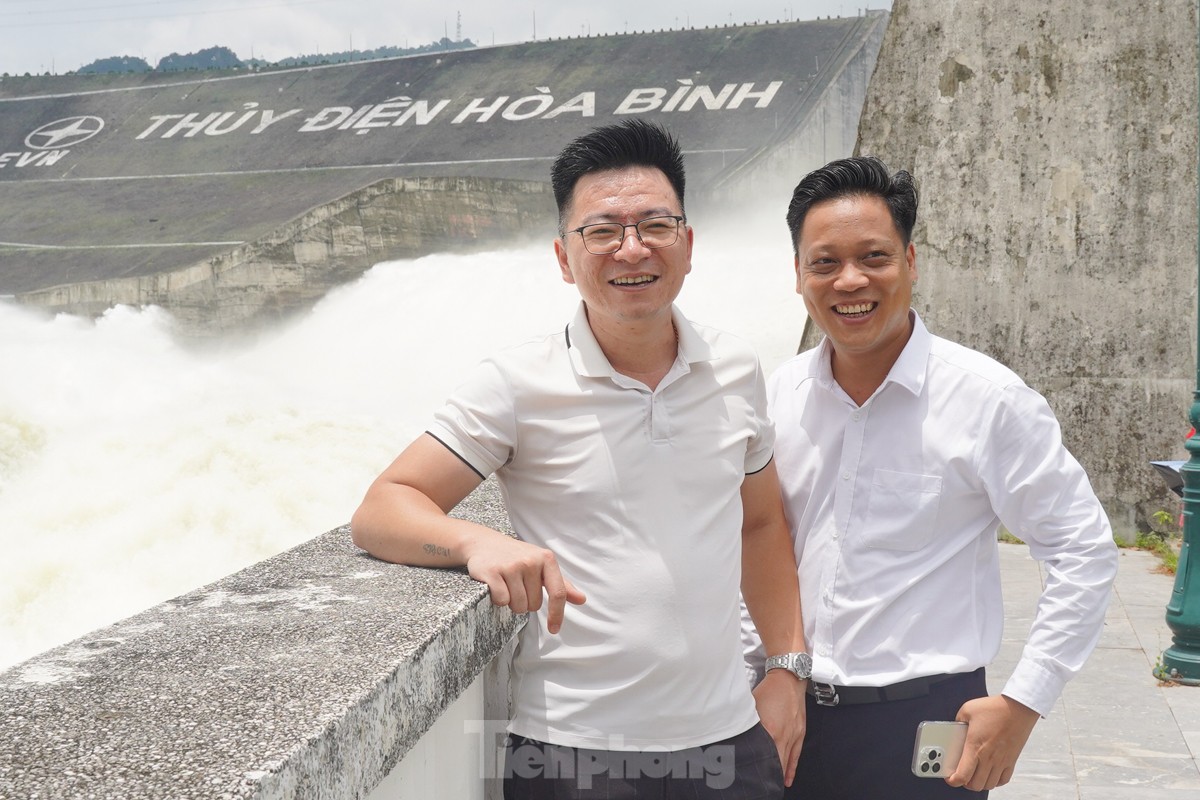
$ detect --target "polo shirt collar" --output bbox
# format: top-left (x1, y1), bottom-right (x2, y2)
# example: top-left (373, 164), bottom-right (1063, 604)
top-left (809, 308), bottom-right (930, 398)
top-left (565, 301), bottom-right (715, 380)
top-left (673, 306), bottom-right (717, 365)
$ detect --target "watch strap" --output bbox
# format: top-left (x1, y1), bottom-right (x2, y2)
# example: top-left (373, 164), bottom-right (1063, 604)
top-left (765, 651), bottom-right (813, 680)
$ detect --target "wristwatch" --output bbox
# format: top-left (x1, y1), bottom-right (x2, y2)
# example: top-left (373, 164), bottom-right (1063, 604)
top-left (765, 652), bottom-right (813, 681)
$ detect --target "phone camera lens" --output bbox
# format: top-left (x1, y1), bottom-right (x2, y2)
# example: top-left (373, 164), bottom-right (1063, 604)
top-left (920, 763), bottom-right (930, 773)
top-left (932, 763), bottom-right (942, 774)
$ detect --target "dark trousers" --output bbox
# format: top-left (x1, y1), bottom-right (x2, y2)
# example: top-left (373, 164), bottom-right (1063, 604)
top-left (503, 723), bottom-right (784, 800)
top-left (786, 669), bottom-right (989, 800)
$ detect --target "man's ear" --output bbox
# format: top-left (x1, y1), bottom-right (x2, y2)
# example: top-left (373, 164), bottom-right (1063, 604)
top-left (554, 237), bottom-right (575, 285)
top-left (683, 224), bottom-right (694, 275)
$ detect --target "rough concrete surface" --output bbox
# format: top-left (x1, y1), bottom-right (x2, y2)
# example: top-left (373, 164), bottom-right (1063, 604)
top-left (0, 480), bottom-right (522, 799)
top-left (14, 175), bottom-right (557, 334)
top-left (991, 544), bottom-right (1199, 799)
top-left (855, 0), bottom-right (1199, 535)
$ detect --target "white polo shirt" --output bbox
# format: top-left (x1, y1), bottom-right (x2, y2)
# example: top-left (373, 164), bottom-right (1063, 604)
top-left (758, 311), bottom-right (1117, 716)
top-left (430, 301), bottom-right (772, 750)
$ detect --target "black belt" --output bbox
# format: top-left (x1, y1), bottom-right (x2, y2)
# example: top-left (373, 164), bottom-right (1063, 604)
top-left (806, 671), bottom-right (970, 707)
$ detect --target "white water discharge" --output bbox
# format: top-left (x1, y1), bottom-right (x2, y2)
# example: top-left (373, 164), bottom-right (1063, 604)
top-left (0, 222), bottom-right (805, 670)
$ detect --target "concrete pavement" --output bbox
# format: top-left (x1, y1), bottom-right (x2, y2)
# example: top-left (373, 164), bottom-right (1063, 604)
top-left (991, 543), bottom-right (1200, 799)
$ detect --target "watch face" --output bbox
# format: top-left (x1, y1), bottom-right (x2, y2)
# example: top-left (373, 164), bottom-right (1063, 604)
top-left (767, 653), bottom-right (812, 678)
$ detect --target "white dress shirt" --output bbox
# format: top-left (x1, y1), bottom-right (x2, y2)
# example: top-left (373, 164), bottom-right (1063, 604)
top-left (760, 311), bottom-right (1118, 716)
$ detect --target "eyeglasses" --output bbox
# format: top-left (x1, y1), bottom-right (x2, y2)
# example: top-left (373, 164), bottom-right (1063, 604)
top-left (565, 215), bottom-right (686, 255)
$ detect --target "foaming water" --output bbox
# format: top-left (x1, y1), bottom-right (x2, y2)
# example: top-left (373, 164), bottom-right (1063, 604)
top-left (0, 224), bottom-right (804, 670)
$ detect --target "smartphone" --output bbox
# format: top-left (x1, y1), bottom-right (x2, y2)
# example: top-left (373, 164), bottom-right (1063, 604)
top-left (911, 721), bottom-right (968, 778)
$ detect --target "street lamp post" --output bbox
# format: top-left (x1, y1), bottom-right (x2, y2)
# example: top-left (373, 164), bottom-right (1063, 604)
top-left (1154, 42), bottom-right (1200, 683)
top-left (1156, 408), bottom-right (1200, 683)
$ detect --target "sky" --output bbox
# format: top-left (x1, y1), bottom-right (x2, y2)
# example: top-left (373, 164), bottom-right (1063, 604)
top-left (0, 0), bottom-right (893, 77)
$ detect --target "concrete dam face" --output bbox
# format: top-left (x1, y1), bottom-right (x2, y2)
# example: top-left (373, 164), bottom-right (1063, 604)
top-left (856, 0), bottom-right (1197, 534)
top-left (0, 13), bottom-right (887, 333)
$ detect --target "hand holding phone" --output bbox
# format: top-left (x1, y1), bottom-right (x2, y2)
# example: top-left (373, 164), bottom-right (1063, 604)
top-left (911, 721), bottom-right (968, 778)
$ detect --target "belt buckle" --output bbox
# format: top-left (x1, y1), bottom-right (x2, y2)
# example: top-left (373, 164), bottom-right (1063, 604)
top-left (812, 682), bottom-right (840, 707)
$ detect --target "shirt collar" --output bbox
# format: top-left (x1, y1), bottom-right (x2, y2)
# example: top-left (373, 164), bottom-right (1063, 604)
top-left (808, 309), bottom-right (931, 399)
top-left (888, 310), bottom-right (931, 397)
top-left (565, 301), bottom-right (715, 379)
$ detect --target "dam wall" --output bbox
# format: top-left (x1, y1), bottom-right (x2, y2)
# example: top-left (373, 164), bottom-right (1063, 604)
top-left (0, 13), bottom-right (888, 333)
top-left (710, 9), bottom-right (887, 208)
top-left (853, 0), bottom-right (1198, 535)
top-left (15, 176), bottom-right (555, 333)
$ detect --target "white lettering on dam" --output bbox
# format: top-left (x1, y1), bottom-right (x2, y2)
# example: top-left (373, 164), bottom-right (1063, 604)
top-left (125, 79), bottom-right (785, 142)
top-left (0, 149), bottom-right (70, 168)
top-left (614, 81), bottom-right (783, 114)
top-left (136, 103), bottom-right (303, 139)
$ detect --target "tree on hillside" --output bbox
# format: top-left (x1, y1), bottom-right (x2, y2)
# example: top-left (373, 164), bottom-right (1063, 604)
top-left (273, 37), bottom-right (475, 67)
top-left (157, 46), bottom-right (242, 71)
top-left (78, 55), bottom-right (152, 74)
top-left (71, 37), bottom-right (476, 76)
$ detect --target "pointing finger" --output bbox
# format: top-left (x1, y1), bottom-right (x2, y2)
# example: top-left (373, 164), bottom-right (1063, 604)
top-left (542, 554), bottom-right (569, 634)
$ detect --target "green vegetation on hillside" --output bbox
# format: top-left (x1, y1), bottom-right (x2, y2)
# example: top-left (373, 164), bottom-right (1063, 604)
top-left (73, 38), bottom-right (475, 76)
top-left (75, 55), bottom-right (153, 74)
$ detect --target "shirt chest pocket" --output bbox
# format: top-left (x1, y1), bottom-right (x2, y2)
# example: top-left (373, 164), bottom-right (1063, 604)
top-left (862, 469), bottom-right (943, 551)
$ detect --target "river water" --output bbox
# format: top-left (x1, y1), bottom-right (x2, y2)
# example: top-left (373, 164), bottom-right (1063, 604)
top-left (0, 221), bottom-right (804, 669)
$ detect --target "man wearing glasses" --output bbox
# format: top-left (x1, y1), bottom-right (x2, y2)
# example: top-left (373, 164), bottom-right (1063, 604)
top-left (351, 119), bottom-right (807, 799)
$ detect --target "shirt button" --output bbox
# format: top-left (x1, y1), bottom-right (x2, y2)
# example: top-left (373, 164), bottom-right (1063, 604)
top-left (853, 411), bottom-right (861, 421)
top-left (841, 471), bottom-right (850, 480)
top-left (832, 531), bottom-right (839, 539)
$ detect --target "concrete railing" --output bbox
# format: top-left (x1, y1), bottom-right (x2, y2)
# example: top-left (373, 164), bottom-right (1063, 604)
top-left (0, 479), bottom-right (522, 799)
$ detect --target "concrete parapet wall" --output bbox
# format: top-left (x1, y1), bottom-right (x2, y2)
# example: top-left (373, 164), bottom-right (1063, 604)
top-left (854, 0), bottom-right (1198, 534)
top-left (15, 176), bottom-right (556, 336)
top-left (0, 480), bottom-right (522, 799)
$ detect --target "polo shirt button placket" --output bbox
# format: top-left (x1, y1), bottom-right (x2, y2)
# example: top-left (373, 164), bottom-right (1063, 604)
top-left (650, 392), bottom-right (668, 443)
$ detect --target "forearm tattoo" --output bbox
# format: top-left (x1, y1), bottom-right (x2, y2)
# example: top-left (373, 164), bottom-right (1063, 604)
top-left (423, 543), bottom-right (452, 558)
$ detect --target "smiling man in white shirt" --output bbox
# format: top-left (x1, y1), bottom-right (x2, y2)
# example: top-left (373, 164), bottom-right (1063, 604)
top-left (754, 156), bottom-right (1119, 799)
top-left (353, 120), bottom-right (808, 799)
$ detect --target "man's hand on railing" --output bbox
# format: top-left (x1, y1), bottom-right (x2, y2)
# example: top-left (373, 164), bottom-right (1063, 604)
top-left (465, 536), bottom-right (586, 634)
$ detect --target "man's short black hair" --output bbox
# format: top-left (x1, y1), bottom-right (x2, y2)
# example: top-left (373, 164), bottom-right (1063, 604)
top-left (551, 119), bottom-right (686, 233)
top-left (786, 156), bottom-right (918, 254)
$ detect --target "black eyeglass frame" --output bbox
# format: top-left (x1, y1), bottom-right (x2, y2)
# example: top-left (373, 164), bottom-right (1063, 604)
top-left (564, 215), bottom-right (687, 255)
